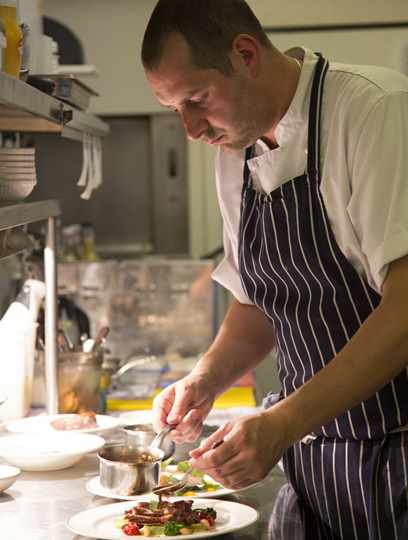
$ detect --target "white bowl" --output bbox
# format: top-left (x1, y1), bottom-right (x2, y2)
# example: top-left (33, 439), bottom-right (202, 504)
top-left (0, 432), bottom-right (105, 472)
top-left (0, 465), bottom-right (20, 492)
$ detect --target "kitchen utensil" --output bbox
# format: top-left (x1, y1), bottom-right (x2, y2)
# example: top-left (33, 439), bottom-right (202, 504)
top-left (122, 424), bottom-right (175, 461)
top-left (150, 424), bottom-right (174, 451)
top-left (92, 326), bottom-right (110, 351)
top-left (152, 440), bottom-right (223, 496)
top-left (97, 444), bottom-right (164, 496)
top-left (0, 396), bottom-right (7, 407)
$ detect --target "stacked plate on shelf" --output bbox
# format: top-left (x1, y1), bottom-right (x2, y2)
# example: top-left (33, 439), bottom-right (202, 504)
top-left (0, 148), bottom-right (37, 204)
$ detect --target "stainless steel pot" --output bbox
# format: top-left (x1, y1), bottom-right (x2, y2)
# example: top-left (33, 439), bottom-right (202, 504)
top-left (98, 444), bottom-right (164, 496)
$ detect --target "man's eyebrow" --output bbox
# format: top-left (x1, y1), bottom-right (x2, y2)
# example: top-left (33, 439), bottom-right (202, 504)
top-left (158, 88), bottom-right (204, 110)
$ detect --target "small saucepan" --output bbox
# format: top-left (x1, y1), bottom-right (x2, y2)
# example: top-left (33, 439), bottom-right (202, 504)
top-left (98, 444), bottom-right (164, 496)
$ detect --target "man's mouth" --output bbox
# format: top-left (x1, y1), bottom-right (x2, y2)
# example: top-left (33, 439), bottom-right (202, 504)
top-left (208, 134), bottom-right (224, 145)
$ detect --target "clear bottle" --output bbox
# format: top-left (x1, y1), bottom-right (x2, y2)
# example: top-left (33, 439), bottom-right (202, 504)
top-left (81, 221), bottom-right (99, 262)
top-left (0, 0), bottom-right (22, 78)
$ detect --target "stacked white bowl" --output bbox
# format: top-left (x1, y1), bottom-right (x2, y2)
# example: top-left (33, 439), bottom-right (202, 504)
top-left (0, 148), bottom-right (37, 203)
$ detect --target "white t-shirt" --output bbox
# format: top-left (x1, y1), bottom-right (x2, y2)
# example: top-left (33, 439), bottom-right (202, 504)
top-left (212, 47), bottom-right (408, 304)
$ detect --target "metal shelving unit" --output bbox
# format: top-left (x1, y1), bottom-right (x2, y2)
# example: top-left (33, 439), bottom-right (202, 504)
top-left (0, 71), bottom-right (109, 140)
top-left (0, 200), bottom-right (61, 414)
top-left (0, 73), bottom-right (109, 414)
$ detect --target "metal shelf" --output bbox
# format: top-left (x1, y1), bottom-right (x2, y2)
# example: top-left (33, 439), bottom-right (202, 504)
top-left (0, 200), bottom-right (61, 232)
top-left (0, 199), bottom-right (61, 415)
top-left (0, 72), bottom-right (109, 140)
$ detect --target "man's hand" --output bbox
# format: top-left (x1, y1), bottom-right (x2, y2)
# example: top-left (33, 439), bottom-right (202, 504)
top-left (188, 409), bottom-right (287, 489)
top-left (152, 372), bottom-right (216, 443)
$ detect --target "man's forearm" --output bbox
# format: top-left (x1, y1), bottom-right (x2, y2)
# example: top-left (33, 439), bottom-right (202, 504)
top-left (273, 255), bottom-right (408, 446)
top-left (192, 299), bottom-right (275, 396)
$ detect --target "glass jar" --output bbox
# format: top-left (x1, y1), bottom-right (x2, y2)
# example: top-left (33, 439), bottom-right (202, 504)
top-left (0, 1), bottom-right (22, 78)
top-left (57, 350), bottom-right (104, 414)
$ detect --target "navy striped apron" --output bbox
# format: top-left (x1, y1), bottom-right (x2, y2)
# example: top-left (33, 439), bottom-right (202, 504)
top-left (238, 54), bottom-right (408, 539)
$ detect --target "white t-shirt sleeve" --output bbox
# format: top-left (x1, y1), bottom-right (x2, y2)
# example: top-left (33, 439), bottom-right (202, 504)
top-left (347, 90), bottom-right (408, 292)
top-left (212, 149), bottom-right (253, 304)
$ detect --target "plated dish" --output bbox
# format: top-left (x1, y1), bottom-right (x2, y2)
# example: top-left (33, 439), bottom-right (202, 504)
top-left (117, 498), bottom-right (217, 536)
top-left (5, 413), bottom-right (120, 435)
top-left (87, 474), bottom-right (233, 502)
top-left (66, 497), bottom-right (259, 539)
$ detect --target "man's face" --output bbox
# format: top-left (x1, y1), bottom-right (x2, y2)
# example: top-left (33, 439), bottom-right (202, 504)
top-left (145, 34), bottom-right (268, 150)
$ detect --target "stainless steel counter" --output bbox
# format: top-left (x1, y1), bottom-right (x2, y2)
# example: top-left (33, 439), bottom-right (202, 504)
top-left (0, 441), bottom-right (287, 540)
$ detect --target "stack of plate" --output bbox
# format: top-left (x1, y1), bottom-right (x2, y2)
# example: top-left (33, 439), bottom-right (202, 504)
top-left (0, 148), bottom-right (37, 204)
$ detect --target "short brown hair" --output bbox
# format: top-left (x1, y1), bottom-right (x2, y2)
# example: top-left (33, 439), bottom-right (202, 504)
top-left (141, 0), bottom-right (271, 75)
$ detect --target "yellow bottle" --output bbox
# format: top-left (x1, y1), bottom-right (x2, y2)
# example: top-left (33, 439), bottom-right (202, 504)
top-left (0, 1), bottom-right (22, 78)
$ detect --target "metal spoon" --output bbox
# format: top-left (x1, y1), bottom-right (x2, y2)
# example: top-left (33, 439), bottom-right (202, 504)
top-left (150, 425), bottom-right (175, 452)
top-left (152, 440), bottom-right (223, 496)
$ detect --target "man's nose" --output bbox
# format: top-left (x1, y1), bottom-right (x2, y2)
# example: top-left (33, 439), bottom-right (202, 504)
top-left (180, 108), bottom-right (207, 140)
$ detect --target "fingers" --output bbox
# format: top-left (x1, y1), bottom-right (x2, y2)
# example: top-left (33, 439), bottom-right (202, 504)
top-left (170, 409), bottom-right (205, 443)
top-left (152, 386), bottom-right (176, 432)
top-left (189, 425), bottom-right (229, 459)
top-left (189, 428), bottom-right (236, 469)
top-left (166, 381), bottom-right (193, 425)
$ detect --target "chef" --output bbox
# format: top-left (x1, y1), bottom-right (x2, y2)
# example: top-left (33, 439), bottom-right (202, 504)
top-left (141, 0), bottom-right (408, 537)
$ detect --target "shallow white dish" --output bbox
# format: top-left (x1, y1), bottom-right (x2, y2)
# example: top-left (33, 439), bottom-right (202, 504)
top-left (67, 497), bottom-right (259, 539)
top-left (0, 465), bottom-right (21, 492)
top-left (0, 432), bottom-right (105, 471)
top-left (6, 414), bottom-right (120, 435)
top-left (86, 475), bottom-right (234, 502)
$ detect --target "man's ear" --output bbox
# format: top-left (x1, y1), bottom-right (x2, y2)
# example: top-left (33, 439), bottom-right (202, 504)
top-left (230, 34), bottom-right (260, 73)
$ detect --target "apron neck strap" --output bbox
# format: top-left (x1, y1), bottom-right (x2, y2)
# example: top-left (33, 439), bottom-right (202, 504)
top-left (307, 53), bottom-right (329, 181)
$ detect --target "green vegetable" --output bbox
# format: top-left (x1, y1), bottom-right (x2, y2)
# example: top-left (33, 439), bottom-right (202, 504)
top-left (114, 517), bottom-right (127, 529)
top-left (177, 461), bottom-right (204, 478)
top-left (191, 523), bottom-right (207, 532)
top-left (141, 525), bottom-right (165, 536)
top-left (176, 461), bottom-right (190, 472)
top-left (202, 480), bottom-right (221, 489)
top-left (163, 521), bottom-right (184, 535)
top-left (160, 457), bottom-right (174, 470)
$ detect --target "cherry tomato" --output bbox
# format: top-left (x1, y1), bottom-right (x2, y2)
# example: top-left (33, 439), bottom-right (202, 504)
top-left (122, 522), bottom-right (140, 536)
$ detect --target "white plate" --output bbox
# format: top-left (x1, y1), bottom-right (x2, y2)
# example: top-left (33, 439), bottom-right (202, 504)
top-left (0, 432), bottom-right (105, 471)
top-left (6, 414), bottom-right (120, 435)
top-left (67, 497), bottom-right (259, 539)
top-left (86, 475), bottom-right (234, 502)
top-left (0, 465), bottom-right (20, 492)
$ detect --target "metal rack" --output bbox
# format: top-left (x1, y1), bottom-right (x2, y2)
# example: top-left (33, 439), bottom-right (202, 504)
top-left (0, 201), bottom-right (60, 414)
top-left (0, 73), bottom-right (109, 414)
top-left (0, 71), bottom-right (109, 141)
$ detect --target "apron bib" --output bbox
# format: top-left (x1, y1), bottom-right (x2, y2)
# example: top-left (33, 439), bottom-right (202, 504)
top-left (238, 54), bottom-right (408, 539)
